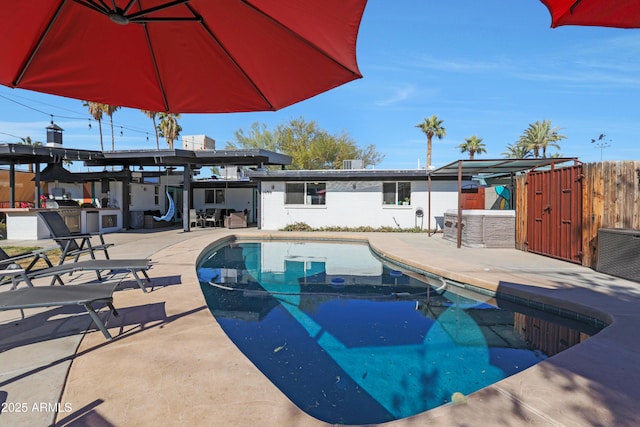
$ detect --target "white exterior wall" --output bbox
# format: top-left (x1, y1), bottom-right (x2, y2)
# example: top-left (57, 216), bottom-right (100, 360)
top-left (226, 188), bottom-right (253, 217)
top-left (193, 187), bottom-right (254, 222)
top-left (129, 183), bottom-right (159, 211)
top-left (259, 180), bottom-right (468, 230)
top-left (106, 181), bottom-right (123, 208)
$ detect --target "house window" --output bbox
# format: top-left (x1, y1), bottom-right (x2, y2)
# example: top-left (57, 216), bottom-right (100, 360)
top-left (154, 186), bottom-right (160, 205)
top-left (285, 182), bottom-right (326, 205)
top-left (205, 189), bottom-right (225, 204)
top-left (383, 182), bottom-right (411, 205)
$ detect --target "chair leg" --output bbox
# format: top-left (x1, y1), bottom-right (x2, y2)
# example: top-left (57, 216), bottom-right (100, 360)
top-left (83, 302), bottom-right (112, 340)
top-left (48, 274), bottom-right (65, 287)
top-left (130, 270), bottom-right (149, 293)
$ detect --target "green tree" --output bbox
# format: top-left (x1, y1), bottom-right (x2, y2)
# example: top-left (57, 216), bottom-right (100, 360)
top-left (276, 118), bottom-right (318, 169)
top-left (226, 122), bottom-right (278, 152)
top-left (158, 113), bottom-right (182, 149)
top-left (416, 115), bottom-right (446, 169)
top-left (141, 110), bottom-right (160, 150)
top-left (307, 130), bottom-right (359, 169)
top-left (18, 136), bottom-right (42, 147)
top-left (502, 142), bottom-right (533, 159)
top-left (457, 135), bottom-right (486, 160)
top-left (228, 118), bottom-right (384, 170)
top-left (83, 101), bottom-right (105, 151)
top-left (517, 120), bottom-right (566, 158)
top-left (102, 104), bottom-right (120, 151)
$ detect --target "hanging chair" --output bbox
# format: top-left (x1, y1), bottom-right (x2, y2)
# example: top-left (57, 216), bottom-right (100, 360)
top-left (153, 192), bottom-right (175, 222)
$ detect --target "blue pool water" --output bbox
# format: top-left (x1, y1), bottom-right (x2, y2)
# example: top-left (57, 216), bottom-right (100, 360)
top-left (197, 241), bottom-right (600, 425)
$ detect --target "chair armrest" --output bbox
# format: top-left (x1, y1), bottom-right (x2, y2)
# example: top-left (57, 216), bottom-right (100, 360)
top-left (79, 232), bottom-right (109, 245)
top-left (0, 264), bottom-right (25, 276)
top-left (0, 249), bottom-right (54, 271)
top-left (1, 251), bottom-right (41, 262)
top-left (0, 265), bottom-right (33, 289)
top-left (53, 235), bottom-right (93, 241)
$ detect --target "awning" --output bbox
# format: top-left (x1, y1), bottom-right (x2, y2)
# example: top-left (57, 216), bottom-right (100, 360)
top-left (430, 158), bottom-right (579, 177)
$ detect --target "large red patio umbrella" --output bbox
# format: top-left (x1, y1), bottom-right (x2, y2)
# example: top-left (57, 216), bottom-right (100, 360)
top-left (0, 0), bottom-right (367, 113)
top-left (540, 0), bottom-right (640, 28)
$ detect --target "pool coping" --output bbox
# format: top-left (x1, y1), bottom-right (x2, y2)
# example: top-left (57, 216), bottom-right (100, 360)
top-left (4, 228), bottom-right (639, 427)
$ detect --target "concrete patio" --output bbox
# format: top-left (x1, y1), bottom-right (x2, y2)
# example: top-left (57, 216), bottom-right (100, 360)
top-left (1, 227), bottom-right (638, 426)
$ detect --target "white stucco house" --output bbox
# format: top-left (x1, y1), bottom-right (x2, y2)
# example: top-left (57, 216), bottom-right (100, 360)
top-left (247, 169), bottom-right (481, 231)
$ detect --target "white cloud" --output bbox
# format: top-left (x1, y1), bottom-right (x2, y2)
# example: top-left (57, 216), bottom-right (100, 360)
top-left (407, 54), bottom-right (502, 73)
top-left (0, 120), bottom-right (50, 142)
top-left (375, 85), bottom-right (417, 107)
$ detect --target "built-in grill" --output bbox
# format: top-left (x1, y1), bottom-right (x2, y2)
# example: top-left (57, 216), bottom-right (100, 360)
top-left (44, 199), bottom-right (81, 233)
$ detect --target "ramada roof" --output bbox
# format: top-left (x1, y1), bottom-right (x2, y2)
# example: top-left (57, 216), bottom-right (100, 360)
top-left (247, 158), bottom-right (579, 182)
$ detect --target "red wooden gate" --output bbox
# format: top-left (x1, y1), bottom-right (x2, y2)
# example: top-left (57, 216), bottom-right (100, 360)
top-left (526, 164), bottom-right (583, 263)
top-left (461, 186), bottom-right (485, 210)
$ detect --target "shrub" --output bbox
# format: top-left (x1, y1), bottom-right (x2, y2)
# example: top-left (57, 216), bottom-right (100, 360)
top-left (282, 222), bottom-right (314, 231)
top-left (280, 223), bottom-right (430, 233)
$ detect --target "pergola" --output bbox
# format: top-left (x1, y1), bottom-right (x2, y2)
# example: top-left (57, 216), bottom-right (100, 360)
top-left (0, 143), bottom-right (291, 231)
top-left (428, 158), bottom-right (580, 247)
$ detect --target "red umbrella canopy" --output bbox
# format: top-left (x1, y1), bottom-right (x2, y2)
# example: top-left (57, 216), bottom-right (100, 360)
top-left (0, 0), bottom-right (367, 113)
top-left (540, 0), bottom-right (640, 28)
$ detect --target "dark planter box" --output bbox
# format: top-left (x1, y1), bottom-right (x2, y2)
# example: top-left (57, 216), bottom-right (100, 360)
top-left (597, 228), bottom-right (640, 282)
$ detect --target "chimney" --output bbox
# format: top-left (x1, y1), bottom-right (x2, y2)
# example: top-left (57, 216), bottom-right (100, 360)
top-left (46, 122), bottom-right (64, 148)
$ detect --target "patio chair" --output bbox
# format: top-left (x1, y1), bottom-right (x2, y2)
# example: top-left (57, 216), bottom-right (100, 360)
top-left (38, 211), bottom-right (113, 268)
top-left (225, 211), bottom-right (248, 229)
top-left (204, 209), bottom-right (223, 227)
top-left (0, 255), bottom-right (153, 292)
top-left (0, 246), bottom-right (54, 272)
top-left (0, 247), bottom-right (60, 287)
top-left (190, 209), bottom-right (204, 228)
top-left (0, 281), bottom-right (121, 340)
top-left (153, 191), bottom-right (175, 222)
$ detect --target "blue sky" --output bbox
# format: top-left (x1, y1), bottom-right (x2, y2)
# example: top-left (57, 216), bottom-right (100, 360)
top-left (1, 0), bottom-right (640, 171)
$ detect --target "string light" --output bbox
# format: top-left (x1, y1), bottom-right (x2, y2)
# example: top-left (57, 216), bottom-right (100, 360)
top-left (0, 91), bottom-right (155, 138)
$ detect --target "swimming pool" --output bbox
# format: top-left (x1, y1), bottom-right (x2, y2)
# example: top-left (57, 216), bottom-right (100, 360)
top-left (197, 240), bottom-right (600, 425)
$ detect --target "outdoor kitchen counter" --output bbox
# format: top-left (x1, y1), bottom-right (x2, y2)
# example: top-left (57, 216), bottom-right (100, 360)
top-left (1, 208), bottom-right (122, 240)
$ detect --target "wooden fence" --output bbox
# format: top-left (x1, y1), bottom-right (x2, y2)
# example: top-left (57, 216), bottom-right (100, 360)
top-left (0, 170), bottom-right (38, 208)
top-left (516, 161), bottom-right (640, 268)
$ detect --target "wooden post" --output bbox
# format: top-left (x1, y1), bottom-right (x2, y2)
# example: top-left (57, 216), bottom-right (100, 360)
top-left (457, 160), bottom-right (462, 248)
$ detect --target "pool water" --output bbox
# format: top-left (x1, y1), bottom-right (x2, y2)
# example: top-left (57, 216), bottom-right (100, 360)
top-left (197, 241), bottom-right (600, 425)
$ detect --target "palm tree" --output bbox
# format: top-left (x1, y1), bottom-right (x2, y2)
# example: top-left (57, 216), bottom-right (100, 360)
top-left (141, 110), bottom-right (160, 150)
top-left (415, 115), bottom-right (446, 169)
top-left (18, 136), bottom-right (43, 172)
top-left (102, 104), bottom-right (120, 151)
top-left (517, 120), bottom-right (566, 158)
top-left (83, 101), bottom-right (105, 151)
top-left (502, 142), bottom-right (533, 159)
top-left (158, 113), bottom-right (182, 149)
top-left (457, 135), bottom-right (486, 160)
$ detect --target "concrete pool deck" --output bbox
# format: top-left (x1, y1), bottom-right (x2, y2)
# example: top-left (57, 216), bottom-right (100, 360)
top-left (1, 227), bottom-right (639, 426)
